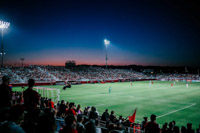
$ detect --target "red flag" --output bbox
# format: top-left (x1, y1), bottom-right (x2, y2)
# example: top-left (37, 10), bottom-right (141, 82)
top-left (129, 108), bottom-right (137, 123)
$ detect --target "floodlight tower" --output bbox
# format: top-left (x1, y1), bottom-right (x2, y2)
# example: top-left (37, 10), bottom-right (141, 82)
top-left (0, 20), bottom-right (10, 68)
top-left (104, 39), bottom-right (110, 69)
top-left (20, 58), bottom-right (25, 67)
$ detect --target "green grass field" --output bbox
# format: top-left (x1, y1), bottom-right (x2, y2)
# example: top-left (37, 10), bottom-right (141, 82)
top-left (14, 81), bottom-right (200, 129)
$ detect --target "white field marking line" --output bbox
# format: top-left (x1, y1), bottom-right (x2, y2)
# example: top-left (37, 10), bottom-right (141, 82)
top-left (127, 96), bottom-right (193, 105)
top-left (157, 103), bottom-right (196, 119)
top-left (73, 100), bottom-right (91, 104)
top-left (95, 104), bottom-right (105, 107)
top-left (72, 92), bottom-right (192, 105)
top-left (34, 87), bottom-right (58, 91)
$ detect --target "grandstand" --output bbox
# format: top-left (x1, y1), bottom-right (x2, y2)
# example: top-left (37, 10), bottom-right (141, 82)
top-left (1, 65), bottom-right (199, 84)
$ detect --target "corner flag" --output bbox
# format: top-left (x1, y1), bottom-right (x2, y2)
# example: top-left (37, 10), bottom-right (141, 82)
top-left (129, 108), bottom-right (137, 123)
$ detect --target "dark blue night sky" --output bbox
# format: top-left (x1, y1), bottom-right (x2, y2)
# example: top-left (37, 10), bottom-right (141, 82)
top-left (0, 0), bottom-right (200, 66)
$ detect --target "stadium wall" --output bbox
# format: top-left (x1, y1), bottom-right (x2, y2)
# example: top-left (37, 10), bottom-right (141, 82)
top-left (11, 82), bottom-right (54, 87)
top-left (11, 79), bottom-right (157, 87)
top-left (158, 79), bottom-right (200, 82)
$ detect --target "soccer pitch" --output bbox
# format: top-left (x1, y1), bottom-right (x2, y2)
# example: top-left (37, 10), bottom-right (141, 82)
top-left (14, 81), bottom-right (200, 129)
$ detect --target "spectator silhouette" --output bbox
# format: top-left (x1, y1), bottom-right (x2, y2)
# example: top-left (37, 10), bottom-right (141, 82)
top-left (197, 124), bottom-right (200, 133)
top-left (89, 106), bottom-right (98, 120)
top-left (168, 122), bottom-right (173, 133)
top-left (110, 111), bottom-right (117, 123)
top-left (76, 115), bottom-right (85, 133)
top-left (60, 114), bottom-right (78, 133)
top-left (144, 114), bottom-right (160, 133)
top-left (181, 126), bottom-right (186, 133)
top-left (36, 114), bottom-right (55, 133)
top-left (85, 119), bottom-right (96, 133)
top-left (48, 98), bottom-right (55, 109)
top-left (0, 75), bottom-right (12, 110)
top-left (76, 104), bottom-right (83, 114)
top-left (55, 111), bottom-right (65, 132)
top-left (186, 123), bottom-right (195, 133)
top-left (84, 106), bottom-right (91, 116)
top-left (161, 123), bottom-right (168, 133)
top-left (95, 120), bottom-right (102, 133)
top-left (0, 107), bottom-right (10, 124)
top-left (141, 117), bottom-right (148, 130)
top-left (174, 126), bottom-right (180, 133)
top-left (101, 109), bottom-right (109, 122)
top-left (23, 79), bottom-right (39, 113)
top-left (65, 102), bottom-right (76, 116)
top-left (59, 100), bottom-right (66, 114)
top-left (0, 104), bottom-right (25, 133)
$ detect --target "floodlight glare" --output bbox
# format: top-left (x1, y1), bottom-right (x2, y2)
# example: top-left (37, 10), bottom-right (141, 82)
top-left (104, 39), bottom-right (110, 69)
top-left (0, 21), bottom-right (10, 29)
top-left (104, 39), bottom-right (110, 45)
top-left (0, 20), bottom-right (10, 67)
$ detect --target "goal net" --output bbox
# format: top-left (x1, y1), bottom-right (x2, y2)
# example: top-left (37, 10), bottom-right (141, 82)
top-left (33, 87), bottom-right (60, 103)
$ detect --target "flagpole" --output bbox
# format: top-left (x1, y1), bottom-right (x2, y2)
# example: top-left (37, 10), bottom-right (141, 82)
top-left (125, 108), bottom-right (137, 120)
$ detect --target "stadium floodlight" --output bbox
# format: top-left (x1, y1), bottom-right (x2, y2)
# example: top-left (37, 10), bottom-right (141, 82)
top-left (20, 58), bottom-right (25, 67)
top-left (104, 39), bottom-right (110, 69)
top-left (104, 39), bottom-right (110, 46)
top-left (0, 20), bottom-right (10, 67)
top-left (0, 21), bottom-right (10, 29)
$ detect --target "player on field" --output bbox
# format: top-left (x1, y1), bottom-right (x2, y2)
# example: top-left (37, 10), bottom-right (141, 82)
top-left (186, 82), bottom-right (189, 88)
top-left (149, 80), bottom-right (152, 87)
top-left (171, 83), bottom-right (173, 87)
top-left (108, 86), bottom-right (112, 93)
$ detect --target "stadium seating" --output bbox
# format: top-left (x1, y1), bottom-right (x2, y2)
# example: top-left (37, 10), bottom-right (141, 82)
top-left (1, 66), bottom-right (199, 84)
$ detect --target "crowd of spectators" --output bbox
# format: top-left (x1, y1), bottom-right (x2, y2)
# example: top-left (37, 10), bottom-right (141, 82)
top-left (155, 73), bottom-right (200, 81)
top-left (0, 66), bottom-right (55, 83)
top-left (0, 76), bottom-right (200, 133)
top-left (0, 66), bottom-right (148, 83)
top-left (1, 66), bottom-right (199, 84)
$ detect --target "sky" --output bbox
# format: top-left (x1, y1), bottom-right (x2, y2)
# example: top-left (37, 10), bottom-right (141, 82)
top-left (0, 0), bottom-right (200, 66)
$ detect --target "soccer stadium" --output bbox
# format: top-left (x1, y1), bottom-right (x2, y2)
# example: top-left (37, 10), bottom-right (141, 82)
top-left (1, 65), bottom-right (200, 132)
top-left (1, 1), bottom-right (200, 133)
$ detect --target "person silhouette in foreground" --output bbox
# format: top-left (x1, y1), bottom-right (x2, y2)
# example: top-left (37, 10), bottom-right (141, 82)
top-left (0, 75), bottom-right (12, 110)
top-left (0, 104), bottom-right (25, 133)
top-left (144, 114), bottom-right (160, 133)
top-left (197, 124), bottom-right (200, 133)
top-left (186, 123), bottom-right (195, 133)
top-left (23, 79), bottom-right (39, 115)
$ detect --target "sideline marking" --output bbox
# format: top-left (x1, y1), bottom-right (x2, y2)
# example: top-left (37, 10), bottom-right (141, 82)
top-left (157, 103), bottom-right (196, 119)
top-left (95, 104), bottom-right (105, 107)
top-left (128, 96), bottom-right (193, 105)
